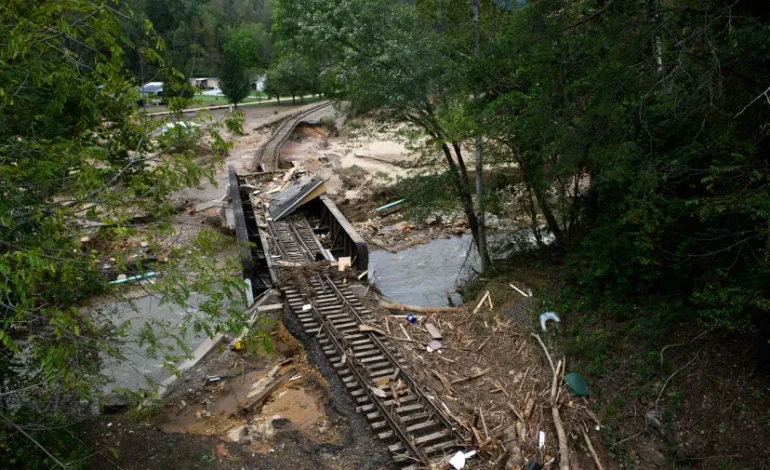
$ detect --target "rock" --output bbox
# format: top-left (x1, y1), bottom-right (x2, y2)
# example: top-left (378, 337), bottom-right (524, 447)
top-left (116, 274), bottom-right (127, 281)
top-left (637, 445), bottom-right (666, 467)
top-left (424, 215), bottom-right (441, 226)
top-left (484, 213), bottom-right (501, 228)
top-left (227, 425), bottom-right (248, 443)
top-left (140, 241), bottom-right (149, 248)
top-left (349, 284), bottom-right (368, 299)
top-left (103, 392), bottom-right (129, 414)
top-left (196, 410), bottom-right (211, 419)
top-left (80, 236), bottom-right (91, 243)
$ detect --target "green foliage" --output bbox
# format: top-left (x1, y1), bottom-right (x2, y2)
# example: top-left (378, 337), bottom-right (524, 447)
top-left (123, 0), bottom-right (273, 78)
top-left (263, 54), bottom-right (320, 102)
top-left (225, 111), bottom-right (246, 135)
top-left (393, 172), bottom-right (461, 222)
top-left (275, 0), bottom-right (770, 337)
top-left (319, 117), bottom-right (339, 137)
top-left (220, 46), bottom-right (252, 106)
top-left (0, 1), bottom-right (246, 466)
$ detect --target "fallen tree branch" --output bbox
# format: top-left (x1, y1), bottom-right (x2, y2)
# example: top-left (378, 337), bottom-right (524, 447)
top-left (659, 329), bottom-right (712, 365)
top-left (655, 355), bottom-right (698, 406)
top-left (531, 333), bottom-right (556, 373)
top-left (551, 360), bottom-right (570, 470)
top-left (0, 411), bottom-right (67, 469)
top-left (451, 368), bottom-right (490, 384)
top-left (582, 430), bottom-right (605, 470)
top-left (532, 333), bottom-right (569, 470)
top-left (380, 302), bottom-right (464, 314)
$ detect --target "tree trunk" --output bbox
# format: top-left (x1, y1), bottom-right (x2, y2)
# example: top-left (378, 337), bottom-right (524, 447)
top-left (277, 96), bottom-right (281, 104)
top-left (292, 94), bottom-right (296, 104)
top-left (531, 177), bottom-right (562, 242)
top-left (441, 143), bottom-right (485, 260)
top-left (511, 148), bottom-right (562, 243)
top-left (471, 0), bottom-right (489, 272)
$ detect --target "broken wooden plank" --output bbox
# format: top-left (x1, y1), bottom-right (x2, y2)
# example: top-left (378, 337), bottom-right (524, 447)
top-left (241, 367), bottom-right (296, 412)
top-left (425, 322), bottom-right (442, 340)
top-left (359, 324), bottom-right (388, 336)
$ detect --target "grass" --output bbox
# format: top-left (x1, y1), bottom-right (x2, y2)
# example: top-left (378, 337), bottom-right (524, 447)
top-left (139, 94), bottom-right (323, 115)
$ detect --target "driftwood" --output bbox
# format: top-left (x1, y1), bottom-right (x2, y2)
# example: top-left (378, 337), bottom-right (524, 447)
top-left (380, 302), bottom-right (463, 314)
top-left (451, 368), bottom-right (490, 385)
top-left (532, 333), bottom-right (570, 470)
top-left (582, 430), bottom-right (605, 470)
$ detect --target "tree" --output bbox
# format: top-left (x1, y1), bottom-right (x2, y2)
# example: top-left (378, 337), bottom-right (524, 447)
top-left (220, 27), bottom-right (261, 107)
top-left (264, 54), bottom-right (318, 104)
top-left (273, 0), bottom-right (490, 266)
top-left (0, 1), bottom-right (247, 465)
top-left (220, 47), bottom-right (251, 106)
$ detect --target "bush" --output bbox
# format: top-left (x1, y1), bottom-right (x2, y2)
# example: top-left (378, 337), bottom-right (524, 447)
top-left (319, 116), bottom-right (339, 136)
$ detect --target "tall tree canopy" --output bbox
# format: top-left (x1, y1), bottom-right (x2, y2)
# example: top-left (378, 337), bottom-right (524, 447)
top-left (274, 0), bottom-right (770, 333)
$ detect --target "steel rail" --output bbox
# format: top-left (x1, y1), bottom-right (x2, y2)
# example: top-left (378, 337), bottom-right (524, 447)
top-left (322, 276), bottom-right (465, 444)
top-left (304, 293), bottom-right (427, 465)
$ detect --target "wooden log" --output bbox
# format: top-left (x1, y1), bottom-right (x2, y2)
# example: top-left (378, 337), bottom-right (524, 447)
top-left (380, 302), bottom-right (463, 314)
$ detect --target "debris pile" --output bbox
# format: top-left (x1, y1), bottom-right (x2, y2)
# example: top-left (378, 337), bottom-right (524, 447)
top-left (357, 290), bottom-right (607, 470)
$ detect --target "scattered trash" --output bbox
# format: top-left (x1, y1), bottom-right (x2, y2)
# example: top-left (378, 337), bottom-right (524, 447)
top-left (289, 375), bottom-right (302, 381)
top-left (426, 340), bottom-right (443, 352)
top-left (539, 312), bottom-right (560, 331)
top-left (448, 450), bottom-right (477, 469)
top-left (337, 256), bottom-right (351, 272)
top-left (563, 372), bottom-right (590, 397)
top-left (406, 314), bottom-right (417, 324)
top-left (369, 386), bottom-right (387, 398)
top-left (425, 322), bottom-right (442, 339)
top-left (302, 304), bottom-right (312, 311)
top-left (528, 461), bottom-right (544, 470)
top-left (538, 430), bottom-right (545, 449)
top-left (509, 283), bottom-right (533, 297)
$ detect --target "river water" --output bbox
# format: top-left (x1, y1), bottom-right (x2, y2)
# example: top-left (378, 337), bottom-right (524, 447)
top-left (99, 293), bottom-right (209, 394)
top-left (369, 235), bottom-right (476, 307)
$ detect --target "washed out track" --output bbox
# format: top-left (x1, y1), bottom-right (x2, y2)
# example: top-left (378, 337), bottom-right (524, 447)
top-left (267, 215), bottom-right (467, 468)
top-left (256, 101), bottom-right (333, 170)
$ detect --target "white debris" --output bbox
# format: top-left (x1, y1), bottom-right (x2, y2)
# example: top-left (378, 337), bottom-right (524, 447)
top-left (539, 312), bottom-right (560, 331)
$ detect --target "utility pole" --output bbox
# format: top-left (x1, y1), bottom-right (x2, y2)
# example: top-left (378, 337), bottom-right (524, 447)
top-left (472, 0), bottom-right (490, 271)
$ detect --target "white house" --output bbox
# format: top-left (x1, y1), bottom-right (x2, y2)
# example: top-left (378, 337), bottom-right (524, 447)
top-left (190, 77), bottom-right (219, 90)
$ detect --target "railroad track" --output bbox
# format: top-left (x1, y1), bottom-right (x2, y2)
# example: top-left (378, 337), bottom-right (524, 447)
top-left (268, 217), bottom-right (467, 468)
top-left (256, 101), bottom-right (333, 170)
